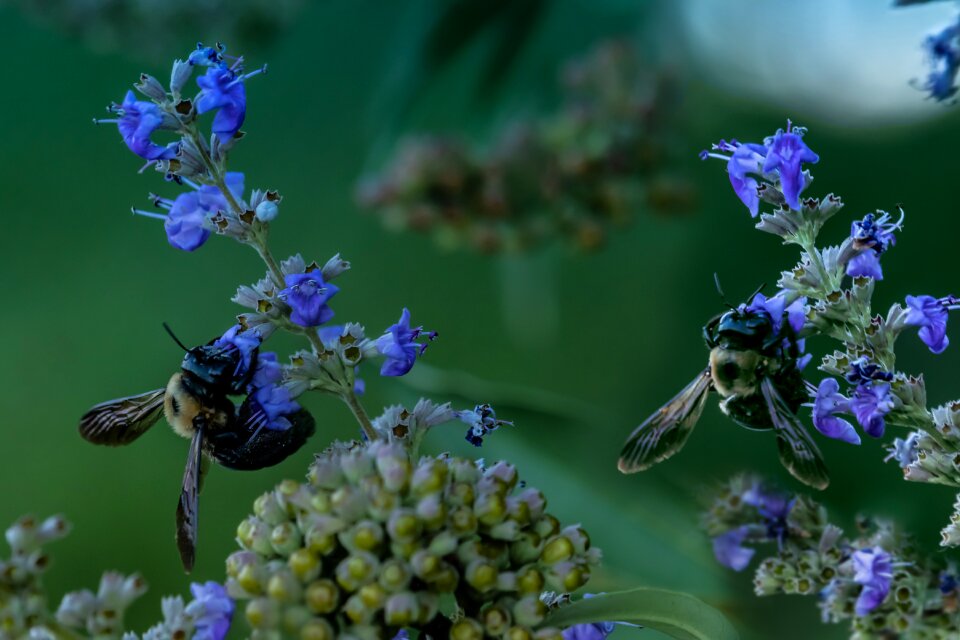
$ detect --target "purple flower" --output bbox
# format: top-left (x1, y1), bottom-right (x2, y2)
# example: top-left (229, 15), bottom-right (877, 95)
top-left (196, 67), bottom-right (247, 143)
top-left (213, 324), bottom-right (261, 381)
top-left (186, 581), bottom-right (233, 640)
top-left (701, 139), bottom-right (767, 216)
top-left (456, 403), bottom-right (511, 447)
top-left (850, 383), bottom-right (894, 438)
top-left (280, 272), bottom-right (339, 327)
top-left (743, 484), bottom-right (793, 543)
top-left (562, 621), bottom-right (617, 640)
top-left (375, 308), bottom-right (438, 377)
top-left (164, 192), bottom-right (211, 251)
top-left (250, 351), bottom-right (282, 389)
top-left (108, 91), bottom-right (177, 160)
top-left (852, 547), bottom-right (893, 616)
top-left (921, 21), bottom-right (960, 101)
top-left (761, 124), bottom-right (819, 210)
top-left (746, 291), bottom-right (806, 335)
top-left (133, 172), bottom-right (245, 252)
top-left (712, 527), bottom-right (755, 571)
top-left (905, 294), bottom-right (956, 354)
top-left (811, 378), bottom-right (861, 445)
top-left (844, 357), bottom-right (893, 384)
top-left (251, 384), bottom-right (300, 432)
top-left (188, 43), bottom-right (225, 68)
top-left (846, 210), bottom-right (901, 280)
top-left (701, 123), bottom-right (818, 215)
top-left (886, 433), bottom-right (919, 468)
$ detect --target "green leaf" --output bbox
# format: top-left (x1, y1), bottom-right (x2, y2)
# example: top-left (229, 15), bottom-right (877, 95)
top-left (542, 589), bottom-right (740, 640)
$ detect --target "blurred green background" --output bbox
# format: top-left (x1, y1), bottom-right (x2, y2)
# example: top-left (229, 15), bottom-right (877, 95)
top-left (2, 1), bottom-right (960, 638)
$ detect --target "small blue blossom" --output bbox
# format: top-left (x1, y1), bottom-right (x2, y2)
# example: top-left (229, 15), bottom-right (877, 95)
top-left (844, 357), bottom-right (894, 384)
top-left (188, 43), bottom-right (226, 68)
top-left (280, 272), bottom-right (339, 327)
top-left (105, 91), bottom-right (177, 161)
top-left (375, 308), bottom-right (438, 377)
top-left (746, 291), bottom-right (806, 335)
top-left (811, 378), bottom-right (861, 445)
top-left (905, 294), bottom-right (958, 354)
top-left (886, 432), bottom-right (920, 468)
top-left (700, 139), bottom-right (767, 216)
top-left (562, 621), bottom-right (617, 640)
top-left (846, 210), bottom-right (901, 280)
top-left (743, 483), bottom-right (793, 544)
top-left (761, 124), bottom-right (819, 211)
top-left (185, 581), bottom-right (233, 640)
top-left (852, 547), bottom-right (893, 616)
top-left (196, 67), bottom-right (247, 143)
top-left (712, 526), bottom-right (755, 571)
top-left (163, 192), bottom-right (210, 251)
top-left (940, 571), bottom-right (958, 595)
top-left (701, 122), bottom-right (818, 215)
top-left (133, 172), bottom-right (244, 251)
top-left (213, 324), bottom-right (261, 381)
top-left (920, 20), bottom-right (960, 101)
top-left (457, 403), bottom-right (511, 447)
top-left (850, 383), bottom-right (894, 438)
top-left (251, 384), bottom-right (300, 432)
top-left (250, 351), bottom-right (282, 390)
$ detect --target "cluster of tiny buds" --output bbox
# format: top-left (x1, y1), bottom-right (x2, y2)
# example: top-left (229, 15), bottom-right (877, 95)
top-left (0, 515), bottom-right (70, 636)
top-left (703, 475), bottom-right (960, 638)
top-left (224, 440), bottom-right (600, 639)
top-left (356, 40), bottom-right (691, 254)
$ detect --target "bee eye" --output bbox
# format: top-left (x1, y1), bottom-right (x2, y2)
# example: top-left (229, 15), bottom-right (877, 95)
top-left (721, 362), bottom-right (740, 381)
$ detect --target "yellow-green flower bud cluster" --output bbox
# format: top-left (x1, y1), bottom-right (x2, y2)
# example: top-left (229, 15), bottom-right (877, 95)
top-left (225, 441), bottom-right (600, 639)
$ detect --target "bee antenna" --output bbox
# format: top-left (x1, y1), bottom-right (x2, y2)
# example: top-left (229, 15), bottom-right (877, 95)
top-left (713, 273), bottom-right (736, 310)
top-left (748, 282), bottom-right (767, 301)
top-left (162, 322), bottom-right (191, 352)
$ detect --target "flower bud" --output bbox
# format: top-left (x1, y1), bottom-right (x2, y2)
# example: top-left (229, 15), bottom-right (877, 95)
top-left (245, 597), bottom-right (280, 629)
top-left (267, 569), bottom-right (302, 603)
top-left (512, 596), bottom-right (547, 627)
top-left (335, 553), bottom-right (379, 591)
top-left (376, 443), bottom-right (412, 492)
top-left (238, 517), bottom-right (274, 555)
top-left (255, 492), bottom-right (289, 526)
top-left (387, 510), bottom-right (420, 544)
top-left (170, 59), bottom-right (193, 94)
top-left (271, 522), bottom-right (303, 556)
top-left (288, 549), bottom-right (322, 583)
top-left (450, 618), bottom-right (484, 640)
top-left (299, 617), bottom-right (336, 640)
top-left (464, 559), bottom-right (498, 593)
top-left (383, 591), bottom-right (418, 626)
top-left (255, 200), bottom-right (279, 222)
top-left (136, 73), bottom-right (167, 101)
top-left (378, 559), bottom-right (412, 592)
top-left (305, 579), bottom-right (340, 615)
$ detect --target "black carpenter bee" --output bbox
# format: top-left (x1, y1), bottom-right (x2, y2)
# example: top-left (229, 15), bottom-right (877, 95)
top-left (617, 293), bottom-right (829, 490)
top-left (79, 325), bottom-right (315, 571)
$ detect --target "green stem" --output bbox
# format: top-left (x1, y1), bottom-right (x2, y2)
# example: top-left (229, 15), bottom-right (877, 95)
top-left (342, 388), bottom-right (377, 441)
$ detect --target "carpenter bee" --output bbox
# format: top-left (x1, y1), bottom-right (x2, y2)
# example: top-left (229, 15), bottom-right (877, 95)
top-left (617, 293), bottom-right (829, 490)
top-left (79, 325), bottom-right (315, 571)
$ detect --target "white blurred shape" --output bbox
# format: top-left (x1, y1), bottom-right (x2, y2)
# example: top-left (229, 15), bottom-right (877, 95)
top-left (677, 0), bottom-right (958, 126)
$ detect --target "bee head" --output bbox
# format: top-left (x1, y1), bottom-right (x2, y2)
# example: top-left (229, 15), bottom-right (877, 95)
top-left (706, 307), bottom-right (773, 351)
top-left (181, 345), bottom-right (248, 392)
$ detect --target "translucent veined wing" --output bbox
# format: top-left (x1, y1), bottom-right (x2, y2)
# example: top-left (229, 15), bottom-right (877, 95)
top-left (78, 389), bottom-right (166, 446)
top-left (205, 399), bottom-right (316, 471)
top-left (175, 424), bottom-right (208, 573)
top-left (760, 377), bottom-right (830, 490)
top-left (618, 369), bottom-right (713, 473)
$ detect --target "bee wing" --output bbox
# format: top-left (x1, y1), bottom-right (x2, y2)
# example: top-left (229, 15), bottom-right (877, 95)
top-left (205, 399), bottom-right (316, 471)
top-left (618, 368), bottom-right (713, 473)
top-left (760, 377), bottom-right (830, 490)
top-left (175, 424), bottom-right (209, 573)
top-left (79, 389), bottom-right (166, 446)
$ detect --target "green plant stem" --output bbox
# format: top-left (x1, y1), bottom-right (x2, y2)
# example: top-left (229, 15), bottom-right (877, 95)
top-left (342, 388), bottom-right (377, 441)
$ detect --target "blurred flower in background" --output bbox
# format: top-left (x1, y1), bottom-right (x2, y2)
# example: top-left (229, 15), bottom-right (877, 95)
top-left (357, 40), bottom-right (693, 254)
top-left (0, 0), bottom-right (305, 58)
